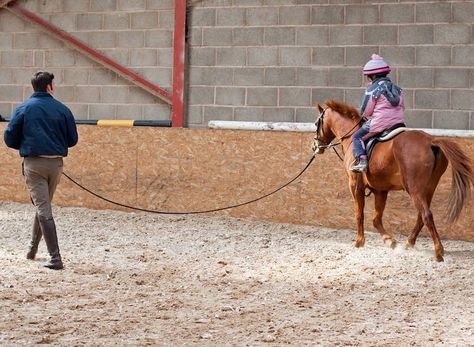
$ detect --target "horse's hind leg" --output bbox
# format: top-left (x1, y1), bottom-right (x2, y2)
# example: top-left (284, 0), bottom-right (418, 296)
top-left (406, 213), bottom-right (423, 249)
top-left (410, 193), bottom-right (444, 262)
top-left (406, 186), bottom-right (437, 249)
top-left (372, 190), bottom-right (397, 249)
top-left (406, 152), bottom-right (446, 252)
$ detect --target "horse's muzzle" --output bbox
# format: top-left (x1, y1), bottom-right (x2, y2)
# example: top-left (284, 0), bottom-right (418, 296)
top-left (311, 143), bottom-right (324, 155)
top-left (314, 147), bottom-right (325, 155)
top-left (312, 141), bottom-right (325, 155)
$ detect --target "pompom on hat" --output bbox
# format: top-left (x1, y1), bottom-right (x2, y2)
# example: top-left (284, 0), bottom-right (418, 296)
top-left (363, 54), bottom-right (391, 75)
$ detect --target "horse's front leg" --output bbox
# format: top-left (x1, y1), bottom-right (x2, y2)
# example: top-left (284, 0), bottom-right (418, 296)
top-left (350, 175), bottom-right (365, 248)
top-left (373, 190), bottom-right (397, 249)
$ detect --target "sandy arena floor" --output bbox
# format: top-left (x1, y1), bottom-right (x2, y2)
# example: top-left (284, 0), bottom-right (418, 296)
top-left (0, 201), bottom-right (473, 346)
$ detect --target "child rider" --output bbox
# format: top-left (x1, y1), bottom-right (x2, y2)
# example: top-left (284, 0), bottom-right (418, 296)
top-left (351, 54), bottom-right (405, 173)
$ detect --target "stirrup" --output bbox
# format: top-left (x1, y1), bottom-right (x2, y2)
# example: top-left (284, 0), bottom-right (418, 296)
top-left (350, 160), bottom-right (368, 173)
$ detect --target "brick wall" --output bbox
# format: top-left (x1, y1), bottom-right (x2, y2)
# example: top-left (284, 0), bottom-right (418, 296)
top-left (0, 0), bottom-right (173, 121)
top-left (0, 0), bottom-right (473, 129)
top-left (187, 0), bottom-right (474, 129)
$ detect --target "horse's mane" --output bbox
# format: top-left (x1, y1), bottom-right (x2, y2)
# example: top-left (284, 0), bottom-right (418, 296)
top-left (324, 99), bottom-right (360, 121)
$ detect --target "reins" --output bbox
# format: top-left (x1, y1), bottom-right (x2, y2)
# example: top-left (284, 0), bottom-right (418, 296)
top-left (61, 155), bottom-right (315, 215)
top-left (332, 146), bottom-right (344, 162)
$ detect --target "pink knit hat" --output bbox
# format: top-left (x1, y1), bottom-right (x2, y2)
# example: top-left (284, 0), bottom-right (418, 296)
top-left (363, 54), bottom-right (391, 75)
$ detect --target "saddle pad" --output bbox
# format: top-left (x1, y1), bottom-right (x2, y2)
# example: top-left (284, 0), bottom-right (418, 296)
top-left (378, 127), bottom-right (408, 142)
top-left (366, 126), bottom-right (408, 160)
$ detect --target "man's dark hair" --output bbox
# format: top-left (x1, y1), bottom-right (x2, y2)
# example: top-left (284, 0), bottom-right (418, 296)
top-left (31, 71), bottom-right (54, 92)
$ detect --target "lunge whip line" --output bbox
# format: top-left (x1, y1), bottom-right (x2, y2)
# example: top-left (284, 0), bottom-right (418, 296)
top-left (61, 155), bottom-right (315, 215)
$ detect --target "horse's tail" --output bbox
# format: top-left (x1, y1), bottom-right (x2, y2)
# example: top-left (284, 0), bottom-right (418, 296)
top-left (432, 139), bottom-right (474, 223)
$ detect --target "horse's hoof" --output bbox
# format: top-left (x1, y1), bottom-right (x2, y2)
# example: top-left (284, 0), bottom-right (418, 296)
top-left (384, 238), bottom-right (397, 249)
top-left (354, 240), bottom-right (365, 248)
top-left (434, 255), bottom-right (444, 262)
top-left (405, 241), bottom-right (415, 250)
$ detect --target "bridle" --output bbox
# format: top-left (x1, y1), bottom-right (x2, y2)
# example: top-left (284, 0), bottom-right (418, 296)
top-left (313, 108), bottom-right (330, 153)
top-left (313, 107), bottom-right (364, 159)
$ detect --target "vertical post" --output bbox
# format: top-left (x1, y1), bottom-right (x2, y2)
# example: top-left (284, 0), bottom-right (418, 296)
top-left (172, 0), bottom-right (187, 128)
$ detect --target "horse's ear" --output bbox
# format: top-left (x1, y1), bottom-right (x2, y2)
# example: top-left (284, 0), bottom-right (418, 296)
top-left (317, 103), bottom-right (324, 113)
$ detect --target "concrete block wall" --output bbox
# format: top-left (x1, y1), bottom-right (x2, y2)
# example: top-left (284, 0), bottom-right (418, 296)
top-left (0, 0), bottom-right (473, 129)
top-left (0, 0), bottom-right (173, 121)
top-left (187, 0), bottom-right (474, 129)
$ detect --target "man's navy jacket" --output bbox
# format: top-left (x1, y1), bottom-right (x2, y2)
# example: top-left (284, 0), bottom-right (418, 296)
top-left (4, 92), bottom-right (78, 157)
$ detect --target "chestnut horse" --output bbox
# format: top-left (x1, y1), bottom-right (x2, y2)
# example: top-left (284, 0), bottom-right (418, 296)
top-left (313, 100), bottom-right (474, 261)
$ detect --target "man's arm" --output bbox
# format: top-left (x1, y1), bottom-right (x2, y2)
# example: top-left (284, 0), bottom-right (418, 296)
top-left (65, 110), bottom-right (78, 148)
top-left (3, 109), bottom-right (24, 150)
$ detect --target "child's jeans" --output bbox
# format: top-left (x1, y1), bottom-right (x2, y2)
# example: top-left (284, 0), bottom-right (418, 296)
top-left (352, 121), bottom-right (372, 161)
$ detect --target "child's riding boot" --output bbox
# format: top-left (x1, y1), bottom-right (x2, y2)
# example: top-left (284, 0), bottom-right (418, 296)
top-left (26, 214), bottom-right (42, 260)
top-left (38, 216), bottom-right (64, 270)
top-left (351, 159), bottom-right (368, 173)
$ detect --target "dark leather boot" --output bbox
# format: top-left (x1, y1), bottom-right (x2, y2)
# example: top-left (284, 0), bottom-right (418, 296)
top-left (38, 216), bottom-right (64, 270)
top-left (26, 214), bottom-right (42, 260)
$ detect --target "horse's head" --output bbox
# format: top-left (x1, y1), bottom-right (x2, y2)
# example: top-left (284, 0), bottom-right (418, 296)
top-left (312, 103), bottom-right (336, 155)
top-left (312, 100), bottom-right (362, 155)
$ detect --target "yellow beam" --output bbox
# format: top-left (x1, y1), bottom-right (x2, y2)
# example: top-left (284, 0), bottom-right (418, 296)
top-left (97, 120), bottom-right (135, 127)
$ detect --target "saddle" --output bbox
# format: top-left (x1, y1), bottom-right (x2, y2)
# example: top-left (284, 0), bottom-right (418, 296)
top-left (366, 123), bottom-right (407, 160)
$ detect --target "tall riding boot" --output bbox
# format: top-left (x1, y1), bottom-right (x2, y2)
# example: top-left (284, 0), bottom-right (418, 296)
top-left (26, 214), bottom-right (42, 260)
top-left (38, 216), bottom-right (64, 270)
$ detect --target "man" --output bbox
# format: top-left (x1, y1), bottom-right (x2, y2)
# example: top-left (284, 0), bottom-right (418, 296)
top-left (4, 71), bottom-right (78, 270)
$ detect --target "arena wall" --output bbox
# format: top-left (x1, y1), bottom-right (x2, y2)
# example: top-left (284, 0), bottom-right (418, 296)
top-left (1, 124), bottom-right (473, 242)
top-left (0, 0), bottom-right (473, 129)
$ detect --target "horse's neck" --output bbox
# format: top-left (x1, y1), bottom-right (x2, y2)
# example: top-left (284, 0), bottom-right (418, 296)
top-left (334, 116), bottom-right (360, 143)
